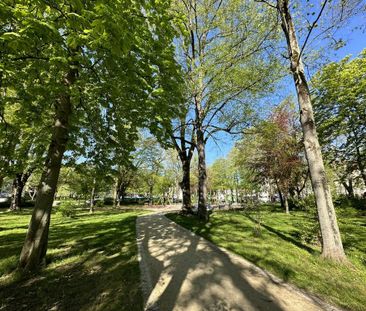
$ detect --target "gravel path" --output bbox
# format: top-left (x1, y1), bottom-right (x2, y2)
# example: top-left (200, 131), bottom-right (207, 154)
top-left (136, 213), bottom-right (342, 311)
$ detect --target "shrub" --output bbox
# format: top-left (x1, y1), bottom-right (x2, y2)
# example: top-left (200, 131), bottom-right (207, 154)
top-left (334, 195), bottom-right (366, 210)
top-left (56, 201), bottom-right (77, 218)
top-left (103, 197), bottom-right (114, 206)
top-left (288, 195), bottom-right (316, 211)
top-left (95, 200), bottom-right (104, 208)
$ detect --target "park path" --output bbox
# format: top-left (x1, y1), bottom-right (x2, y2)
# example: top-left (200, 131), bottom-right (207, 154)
top-left (136, 212), bottom-right (341, 311)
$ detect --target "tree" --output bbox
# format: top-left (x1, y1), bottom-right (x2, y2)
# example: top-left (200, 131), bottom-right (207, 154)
top-left (1, 0), bottom-right (182, 271)
top-left (208, 157), bottom-right (239, 204)
top-left (313, 50), bottom-right (366, 191)
top-left (135, 137), bottom-right (165, 205)
top-left (254, 101), bottom-right (303, 213)
top-left (0, 83), bottom-right (50, 211)
top-left (255, 0), bottom-right (363, 261)
top-left (172, 0), bottom-right (281, 220)
top-left (169, 115), bottom-right (196, 212)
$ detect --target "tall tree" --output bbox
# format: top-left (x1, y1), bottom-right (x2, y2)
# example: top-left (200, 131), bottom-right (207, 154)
top-left (255, 101), bottom-right (303, 213)
top-left (256, 0), bottom-right (363, 261)
top-left (1, 0), bottom-right (182, 270)
top-left (173, 0), bottom-right (281, 220)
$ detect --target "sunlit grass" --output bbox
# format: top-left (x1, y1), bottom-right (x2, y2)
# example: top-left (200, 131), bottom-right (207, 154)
top-left (167, 208), bottom-right (366, 311)
top-left (0, 208), bottom-right (147, 311)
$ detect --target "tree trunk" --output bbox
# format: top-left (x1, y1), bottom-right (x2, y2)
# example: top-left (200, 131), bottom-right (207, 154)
top-left (10, 171), bottom-right (32, 211)
top-left (230, 188), bottom-right (234, 204)
top-left (180, 158), bottom-right (192, 212)
top-left (278, 0), bottom-right (346, 261)
top-left (89, 177), bottom-right (96, 213)
top-left (197, 128), bottom-right (208, 220)
top-left (278, 188), bottom-right (284, 209)
top-left (284, 194), bottom-right (289, 214)
top-left (149, 184), bottom-right (153, 205)
top-left (114, 179), bottom-right (120, 207)
top-left (0, 175), bottom-right (3, 191)
top-left (28, 187), bottom-right (37, 201)
top-left (19, 68), bottom-right (76, 271)
top-left (276, 180), bottom-right (284, 209)
top-left (342, 179), bottom-right (354, 198)
top-left (10, 175), bottom-right (23, 211)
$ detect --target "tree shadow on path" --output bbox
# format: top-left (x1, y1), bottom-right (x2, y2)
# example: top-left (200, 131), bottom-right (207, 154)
top-left (137, 214), bottom-right (325, 311)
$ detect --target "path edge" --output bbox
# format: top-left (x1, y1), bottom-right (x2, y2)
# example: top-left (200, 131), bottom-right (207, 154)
top-left (136, 215), bottom-right (160, 311)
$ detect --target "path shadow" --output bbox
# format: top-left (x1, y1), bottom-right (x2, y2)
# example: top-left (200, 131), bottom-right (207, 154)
top-left (138, 214), bottom-right (323, 311)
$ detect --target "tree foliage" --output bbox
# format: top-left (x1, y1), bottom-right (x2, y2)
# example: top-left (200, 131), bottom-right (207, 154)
top-left (313, 49), bottom-right (366, 189)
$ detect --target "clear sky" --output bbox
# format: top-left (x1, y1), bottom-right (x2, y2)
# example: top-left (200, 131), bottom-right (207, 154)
top-left (205, 10), bottom-right (366, 165)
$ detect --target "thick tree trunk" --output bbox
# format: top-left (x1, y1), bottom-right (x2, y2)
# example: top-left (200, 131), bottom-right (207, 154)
top-left (89, 177), bottom-right (96, 213)
top-left (180, 158), bottom-right (192, 212)
top-left (19, 68), bottom-right (76, 271)
top-left (278, 0), bottom-right (346, 261)
top-left (197, 128), bottom-right (208, 220)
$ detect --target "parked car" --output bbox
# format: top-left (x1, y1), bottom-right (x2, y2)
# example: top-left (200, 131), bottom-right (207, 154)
top-left (0, 192), bottom-right (10, 204)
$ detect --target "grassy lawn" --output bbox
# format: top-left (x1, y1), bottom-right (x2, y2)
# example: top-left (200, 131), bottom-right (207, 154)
top-left (0, 208), bottom-right (147, 311)
top-left (167, 207), bottom-right (366, 311)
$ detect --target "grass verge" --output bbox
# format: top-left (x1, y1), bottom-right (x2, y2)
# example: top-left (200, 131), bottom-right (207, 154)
top-left (0, 208), bottom-right (147, 311)
top-left (167, 208), bottom-right (366, 311)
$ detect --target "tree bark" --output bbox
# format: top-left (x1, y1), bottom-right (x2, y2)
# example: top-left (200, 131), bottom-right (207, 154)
top-left (10, 176), bottom-right (23, 210)
top-left (10, 176), bottom-right (21, 211)
top-left (10, 170), bottom-right (32, 211)
top-left (284, 194), bottom-right (289, 214)
top-left (89, 177), bottom-right (96, 213)
top-left (278, 188), bottom-right (284, 209)
top-left (170, 118), bottom-right (195, 213)
top-left (197, 127), bottom-right (208, 220)
top-left (114, 179), bottom-right (120, 207)
top-left (149, 183), bottom-right (153, 205)
top-left (342, 179), bottom-right (354, 198)
top-left (180, 158), bottom-right (192, 211)
top-left (19, 67), bottom-right (76, 271)
top-left (278, 0), bottom-right (346, 261)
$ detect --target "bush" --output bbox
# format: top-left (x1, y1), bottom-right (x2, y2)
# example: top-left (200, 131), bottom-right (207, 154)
top-left (56, 201), bottom-right (77, 218)
top-left (288, 195), bottom-right (316, 211)
top-left (103, 197), bottom-right (114, 206)
top-left (95, 200), bottom-right (104, 208)
top-left (334, 195), bottom-right (366, 210)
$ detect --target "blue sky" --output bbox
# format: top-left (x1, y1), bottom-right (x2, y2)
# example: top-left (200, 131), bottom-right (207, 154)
top-left (205, 11), bottom-right (366, 165)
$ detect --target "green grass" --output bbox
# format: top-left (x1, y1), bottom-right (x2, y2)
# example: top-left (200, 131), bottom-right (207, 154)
top-left (0, 208), bottom-right (147, 311)
top-left (167, 208), bottom-right (366, 311)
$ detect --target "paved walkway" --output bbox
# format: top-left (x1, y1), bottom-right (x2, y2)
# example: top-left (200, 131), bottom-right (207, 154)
top-left (136, 213), bottom-right (341, 311)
